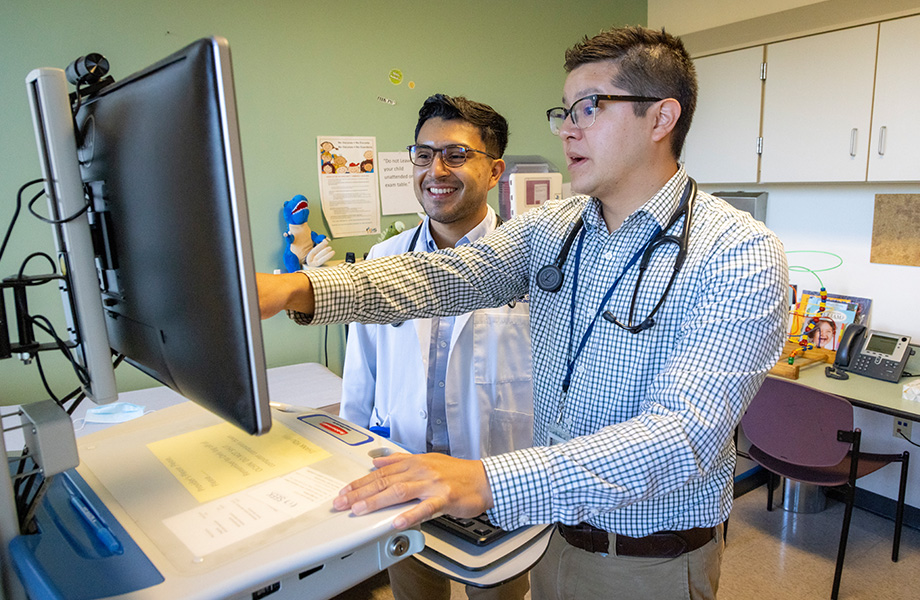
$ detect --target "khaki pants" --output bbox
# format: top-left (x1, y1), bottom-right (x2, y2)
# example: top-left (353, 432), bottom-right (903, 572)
top-left (530, 526), bottom-right (724, 600)
top-left (388, 555), bottom-right (530, 600)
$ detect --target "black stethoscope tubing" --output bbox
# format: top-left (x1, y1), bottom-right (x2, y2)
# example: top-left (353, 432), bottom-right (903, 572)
top-left (537, 178), bottom-right (696, 333)
top-left (554, 178), bottom-right (696, 394)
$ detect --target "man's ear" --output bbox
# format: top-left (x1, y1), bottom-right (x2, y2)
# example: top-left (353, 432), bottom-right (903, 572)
top-left (650, 98), bottom-right (681, 143)
top-left (488, 158), bottom-right (506, 189)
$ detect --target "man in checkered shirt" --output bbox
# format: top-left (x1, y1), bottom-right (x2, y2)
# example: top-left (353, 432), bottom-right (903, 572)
top-left (258, 25), bottom-right (788, 600)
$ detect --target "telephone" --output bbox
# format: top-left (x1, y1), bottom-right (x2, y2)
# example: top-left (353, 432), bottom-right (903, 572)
top-left (826, 325), bottom-right (915, 383)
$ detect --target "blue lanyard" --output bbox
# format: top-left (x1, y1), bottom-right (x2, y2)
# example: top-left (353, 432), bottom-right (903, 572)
top-left (561, 223), bottom-right (662, 393)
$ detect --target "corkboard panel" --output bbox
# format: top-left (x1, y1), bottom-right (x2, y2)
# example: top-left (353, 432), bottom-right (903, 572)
top-left (870, 194), bottom-right (920, 267)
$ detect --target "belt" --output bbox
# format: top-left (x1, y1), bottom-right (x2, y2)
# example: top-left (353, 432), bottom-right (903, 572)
top-left (556, 522), bottom-right (716, 558)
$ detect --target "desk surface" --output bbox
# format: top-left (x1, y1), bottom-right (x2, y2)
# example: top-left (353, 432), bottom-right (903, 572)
top-left (778, 348), bottom-right (920, 421)
top-left (6, 363), bottom-right (427, 600)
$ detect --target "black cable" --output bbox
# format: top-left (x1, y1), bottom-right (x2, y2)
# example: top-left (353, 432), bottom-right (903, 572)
top-left (33, 352), bottom-right (63, 405)
top-left (13, 452), bottom-right (35, 521)
top-left (61, 387), bottom-right (86, 415)
top-left (16, 252), bottom-right (58, 280)
top-left (19, 474), bottom-right (53, 534)
top-left (897, 430), bottom-right (920, 448)
top-left (1, 179), bottom-right (45, 267)
top-left (15, 473), bottom-right (37, 525)
top-left (12, 447), bottom-right (29, 495)
top-left (64, 354), bottom-right (125, 415)
top-left (27, 186), bottom-right (90, 225)
top-left (64, 389), bottom-right (86, 416)
top-left (30, 314), bottom-right (90, 386)
top-left (71, 84), bottom-right (84, 118)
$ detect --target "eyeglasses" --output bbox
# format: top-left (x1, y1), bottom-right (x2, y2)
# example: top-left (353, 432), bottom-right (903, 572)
top-left (407, 144), bottom-right (497, 168)
top-left (546, 94), bottom-right (663, 135)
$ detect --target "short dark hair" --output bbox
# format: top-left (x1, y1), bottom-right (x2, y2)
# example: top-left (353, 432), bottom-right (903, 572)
top-left (564, 25), bottom-right (697, 159)
top-left (414, 94), bottom-right (509, 158)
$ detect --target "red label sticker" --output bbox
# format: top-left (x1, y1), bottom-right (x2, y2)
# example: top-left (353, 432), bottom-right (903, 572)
top-left (319, 421), bottom-right (348, 436)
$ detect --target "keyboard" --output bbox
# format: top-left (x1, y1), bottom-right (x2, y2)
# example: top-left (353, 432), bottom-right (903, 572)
top-left (427, 512), bottom-right (510, 546)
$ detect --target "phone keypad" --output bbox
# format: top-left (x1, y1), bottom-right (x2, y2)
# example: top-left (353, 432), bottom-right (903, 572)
top-left (852, 355), bottom-right (902, 381)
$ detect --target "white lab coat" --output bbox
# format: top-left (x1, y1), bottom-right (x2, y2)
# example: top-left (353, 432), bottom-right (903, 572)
top-left (340, 213), bottom-right (534, 459)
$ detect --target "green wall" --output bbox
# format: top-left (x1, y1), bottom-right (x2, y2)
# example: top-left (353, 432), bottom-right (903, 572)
top-left (1, 0), bottom-right (646, 406)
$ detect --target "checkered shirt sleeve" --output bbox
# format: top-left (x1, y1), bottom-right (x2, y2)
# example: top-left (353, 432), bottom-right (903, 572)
top-left (297, 217), bottom-right (536, 325)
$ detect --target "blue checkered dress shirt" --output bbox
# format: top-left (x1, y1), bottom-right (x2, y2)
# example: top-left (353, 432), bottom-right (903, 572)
top-left (297, 167), bottom-right (788, 537)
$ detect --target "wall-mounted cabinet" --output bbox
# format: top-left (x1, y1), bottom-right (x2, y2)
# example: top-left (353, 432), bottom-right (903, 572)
top-left (682, 46), bottom-right (763, 184)
top-left (685, 14), bottom-right (920, 184)
top-left (759, 25), bottom-right (877, 183)
top-left (868, 15), bottom-right (920, 181)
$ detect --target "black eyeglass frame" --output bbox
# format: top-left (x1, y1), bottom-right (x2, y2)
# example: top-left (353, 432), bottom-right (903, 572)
top-left (546, 94), bottom-right (663, 135)
top-left (406, 144), bottom-right (498, 168)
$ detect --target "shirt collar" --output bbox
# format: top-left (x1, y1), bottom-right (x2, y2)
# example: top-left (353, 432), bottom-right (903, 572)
top-left (581, 165), bottom-right (688, 234)
top-left (419, 205), bottom-right (497, 251)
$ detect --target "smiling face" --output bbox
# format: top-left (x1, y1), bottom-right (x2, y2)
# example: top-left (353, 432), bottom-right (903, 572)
top-left (813, 320), bottom-right (836, 348)
top-left (413, 117), bottom-right (504, 247)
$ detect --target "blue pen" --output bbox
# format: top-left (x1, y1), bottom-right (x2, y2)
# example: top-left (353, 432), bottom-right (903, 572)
top-left (369, 425), bottom-right (391, 438)
top-left (64, 477), bottom-right (123, 555)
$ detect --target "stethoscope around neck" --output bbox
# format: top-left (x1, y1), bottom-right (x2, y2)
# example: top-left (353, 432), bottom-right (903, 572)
top-left (536, 177), bottom-right (696, 335)
top-left (391, 213), bottom-right (506, 327)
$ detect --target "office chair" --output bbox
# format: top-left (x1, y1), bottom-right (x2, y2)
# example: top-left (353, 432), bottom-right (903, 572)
top-left (740, 377), bottom-right (910, 600)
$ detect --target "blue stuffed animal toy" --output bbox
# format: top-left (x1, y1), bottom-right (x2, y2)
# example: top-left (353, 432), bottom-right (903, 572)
top-left (282, 195), bottom-right (331, 272)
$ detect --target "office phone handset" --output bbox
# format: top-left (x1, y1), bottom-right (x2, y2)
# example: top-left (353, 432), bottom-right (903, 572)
top-left (826, 325), bottom-right (914, 383)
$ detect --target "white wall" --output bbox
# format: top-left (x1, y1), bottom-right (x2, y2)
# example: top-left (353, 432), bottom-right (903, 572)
top-left (700, 182), bottom-right (920, 341)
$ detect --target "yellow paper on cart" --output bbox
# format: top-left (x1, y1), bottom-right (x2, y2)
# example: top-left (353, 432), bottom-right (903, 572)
top-left (147, 421), bottom-right (330, 502)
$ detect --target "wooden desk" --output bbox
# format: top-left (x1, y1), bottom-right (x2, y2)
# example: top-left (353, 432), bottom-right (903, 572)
top-left (778, 347), bottom-right (920, 421)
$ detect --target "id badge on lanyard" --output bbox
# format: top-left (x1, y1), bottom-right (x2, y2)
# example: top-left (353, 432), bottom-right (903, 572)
top-left (546, 422), bottom-right (573, 445)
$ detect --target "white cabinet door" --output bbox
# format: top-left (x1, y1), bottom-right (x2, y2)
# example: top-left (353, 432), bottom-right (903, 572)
top-left (760, 25), bottom-right (878, 182)
top-left (868, 15), bottom-right (920, 181)
top-left (683, 46), bottom-right (763, 184)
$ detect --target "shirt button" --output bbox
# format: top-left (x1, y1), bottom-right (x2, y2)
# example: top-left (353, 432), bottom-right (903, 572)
top-left (439, 341), bottom-right (448, 348)
top-left (419, 410), bottom-right (427, 419)
top-left (436, 419), bottom-right (443, 425)
top-left (604, 251), bottom-right (613, 260)
top-left (438, 381), bottom-right (445, 388)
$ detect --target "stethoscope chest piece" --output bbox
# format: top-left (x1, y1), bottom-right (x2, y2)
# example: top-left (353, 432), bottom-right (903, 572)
top-left (536, 264), bottom-right (565, 293)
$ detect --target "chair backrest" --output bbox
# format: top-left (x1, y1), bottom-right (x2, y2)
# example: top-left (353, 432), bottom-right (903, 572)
top-left (742, 378), bottom-right (854, 467)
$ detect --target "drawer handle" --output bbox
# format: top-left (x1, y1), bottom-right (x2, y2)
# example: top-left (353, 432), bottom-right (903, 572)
top-left (850, 128), bottom-right (858, 157)
top-left (878, 126), bottom-right (887, 156)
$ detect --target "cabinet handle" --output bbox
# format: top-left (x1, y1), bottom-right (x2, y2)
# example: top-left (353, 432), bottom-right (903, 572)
top-left (878, 126), bottom-right (887, 156)
top-left (850, 128), bottom-right (858, 157)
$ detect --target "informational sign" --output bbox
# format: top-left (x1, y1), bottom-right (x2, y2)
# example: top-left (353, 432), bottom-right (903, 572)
top-left (378, 151), bottom-right (421, 215)
top-left (317, 136), bottom-right (381, 237)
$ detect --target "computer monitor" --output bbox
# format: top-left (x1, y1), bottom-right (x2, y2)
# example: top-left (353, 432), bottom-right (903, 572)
top-left (26, 37), bottom-right (271, 435)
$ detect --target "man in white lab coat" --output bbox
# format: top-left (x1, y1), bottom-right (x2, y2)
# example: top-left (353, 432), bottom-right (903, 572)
top-left (340, 94), bottom-right (534, 599)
